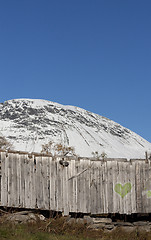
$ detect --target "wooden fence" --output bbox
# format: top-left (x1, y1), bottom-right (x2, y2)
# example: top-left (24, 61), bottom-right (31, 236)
top-left (0, 151), bottom-right (151, 215)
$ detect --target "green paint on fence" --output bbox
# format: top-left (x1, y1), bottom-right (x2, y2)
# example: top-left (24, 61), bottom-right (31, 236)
top-left (114, 183), bottom-right (132, 198)
top-left (147, 190), bottom-right (151, 198)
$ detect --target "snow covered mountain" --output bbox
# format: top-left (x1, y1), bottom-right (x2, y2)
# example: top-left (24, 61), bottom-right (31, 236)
top-left (0, 98), bottom-right (151, 158)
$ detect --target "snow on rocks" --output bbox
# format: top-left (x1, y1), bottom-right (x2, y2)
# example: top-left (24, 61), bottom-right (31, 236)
top-left (0, 98), bottom-right (151, 159)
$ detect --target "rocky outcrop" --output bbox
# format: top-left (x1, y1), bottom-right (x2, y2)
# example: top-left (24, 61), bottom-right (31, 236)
top-left (67, 216), bottom-right (151, 232)
top-left (1, 210), bottom-right (151, 233)
top-left (0, 210), bottom-right (46, 224)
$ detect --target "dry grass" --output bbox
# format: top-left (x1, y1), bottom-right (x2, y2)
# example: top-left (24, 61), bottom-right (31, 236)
top-left (0, 217), bottom-right (151, 240)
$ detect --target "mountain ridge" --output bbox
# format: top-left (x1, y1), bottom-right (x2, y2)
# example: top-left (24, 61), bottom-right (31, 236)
top-left (0, 98), bottom-right (151, 158)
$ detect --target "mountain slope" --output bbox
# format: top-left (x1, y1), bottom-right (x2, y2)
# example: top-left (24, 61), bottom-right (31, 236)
top-left (0, 98), bottom-right (150, 158)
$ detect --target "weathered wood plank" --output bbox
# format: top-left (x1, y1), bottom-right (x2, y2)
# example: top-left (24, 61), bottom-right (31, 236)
top-left (49, 158), bottom-right (56, 211)
top-left (99, 161), bottom-right (104, 214)
top-left (104, 161), bottom-right (108, 213)
top-left (118, 162), bottom-right (124, 214)
top-left (41, 156), bottom-right (49, 209)
top-left (143, 161), bottom-right (150, 213)
top-left (1, 152), bottom-right (7, 206)
top-left (90, 160), bottom-right (95, 214)
top-left (76, 159), bottom-right (81, 213)
top-left (63, 160), bottom-right (69, 215)
top-left (107, 161), bottom-right (113, 213)
top-left (36, 156), bottom-right (42, 208)
top-left (85, 159), bottom-right (91, 214)
top-left (7, 153), bottom-right (12, 207)
top-left (112, 160), bottom-right (118, 213)
top-left (80, 159), bottom-right (85, 213)
top-left (45, 156), bottom-right (50, 210)
top-left (130, 161), bottom-right (136, 213)
top-left (102, 161), bottom-right (106, 213)
top-left (24, 155), bottom-right (31, 208)
top-left (125, 161), bottom-right (131, 214)
top-left (68, 159), bottom-right (73, 213)
top-left (15, 153), bottom-right (20, 207)
top-left (136, 161), bottom-right (142, 212)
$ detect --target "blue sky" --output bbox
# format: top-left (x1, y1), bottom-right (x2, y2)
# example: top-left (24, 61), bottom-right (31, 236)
top-left (0, 0), bottom-right (151, 142)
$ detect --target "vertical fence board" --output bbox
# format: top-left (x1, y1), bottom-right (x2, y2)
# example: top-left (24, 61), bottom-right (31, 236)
top-left (19, 155), bottom-right (23, 207)
top-left (46, 156), bottom-right (50, 210)
top-left (24, 155), bottom-right (30, 208)
top-left (76, 160), bottom-right (81, 213)
top-left (104, 161), bottom-right (108, 213)
top-left (125, 161), bottom-right (131, 214)
top-left (107, 161), bottom-right (113, 213)
top-left (102, 161), bottom-right (106, 213)
top-left (50, 158), bottom-right (55, 211)
top-left (130, 161), bottom-right (137, 213)
top-left (63, 161), bottom-right (70, 215)
top-left (90, 161), bottom-right (95, 214)
top-left (136, 162), bottom-right (141, 213)
top-left (18, 154), bottom-right (22, 207)
top-left (7, 153), bottom-right (12, 206)
top-left (15, 154), bottom-right (20, 207)
top-left (112, 161), bottom-right (118, 213)
top-left (0, 154), bottom-right (1, 203)
top-left (143, 162), bottom-right (150, 213)
top-left (99, 161), bottom-right (104, 213)
top-left (85, 159), bottom-right (91, 214)
top-left (41, 156), bottom-right (49, 209)
top-left (70, 159), bottom-right (77, 213)
top-left (80, 159), bottom-right (86, 213)
top-left (30, 155), bottom-right (36, 209)
top-left (1, 152), bottom-right (7, 205)
top-left (68, 159), bottom-right (73, 213)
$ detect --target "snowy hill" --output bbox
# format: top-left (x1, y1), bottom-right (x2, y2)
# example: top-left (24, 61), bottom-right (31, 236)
top-left (0, 98), bottom-right (151, 158)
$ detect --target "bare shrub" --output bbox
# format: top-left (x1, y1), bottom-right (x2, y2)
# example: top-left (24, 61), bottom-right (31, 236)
top-left (41, 141), bottom-right (75, 156)
top-left (92, 151), bottom-right (107, 160)
top-left (41, 141), bottom-right (53, 155)
top-left (0, 136), bottom-right (12, 150)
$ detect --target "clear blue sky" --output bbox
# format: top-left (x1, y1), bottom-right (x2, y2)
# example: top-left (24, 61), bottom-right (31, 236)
top-left (0, 0), bottom-right (151, 142)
